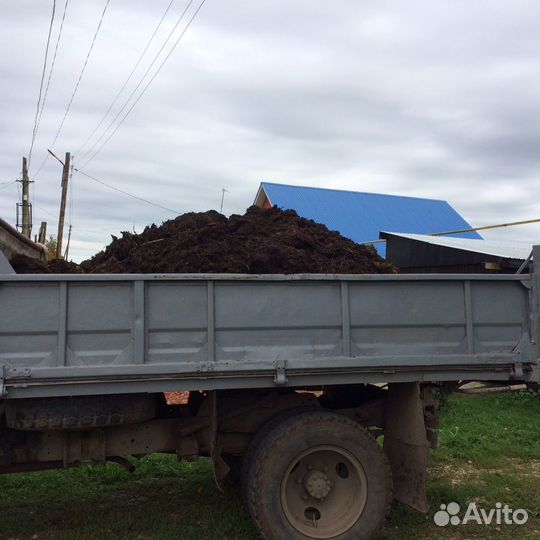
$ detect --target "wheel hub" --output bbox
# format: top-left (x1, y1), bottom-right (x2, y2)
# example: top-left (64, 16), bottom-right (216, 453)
top-left (282, 445), bottom-right (369, 538)
top-left (303, 470), bottom-right (332, 500)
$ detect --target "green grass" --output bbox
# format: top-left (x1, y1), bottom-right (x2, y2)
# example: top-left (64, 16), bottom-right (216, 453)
top-left (434, 390), bottom-right (540, 464)
top-left (0, 458), bottom-right (255, 540)
top-left (382, 391), bottom-right (540, 539)
top-left (0, 392), bottom-right (538, 540)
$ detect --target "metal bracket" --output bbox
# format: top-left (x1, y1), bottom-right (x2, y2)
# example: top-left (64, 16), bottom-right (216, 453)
top-left (197, 362), bottom-right (215, 374)
top-left (8, 367), bottom-right (31, 378)
top-left (273, 359), bottom-right (288, 386)
top-left (511, 362), bottom-right (524, 380)
top-left (515, 250), bottom-right (533, 275)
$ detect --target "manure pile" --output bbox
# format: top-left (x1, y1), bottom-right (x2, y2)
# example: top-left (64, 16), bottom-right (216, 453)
top-left (12, 206), bottom-right (395, 275)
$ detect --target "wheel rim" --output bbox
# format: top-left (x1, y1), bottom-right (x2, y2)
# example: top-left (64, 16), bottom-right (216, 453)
top-left (280, 444), bottom-right (368, 538)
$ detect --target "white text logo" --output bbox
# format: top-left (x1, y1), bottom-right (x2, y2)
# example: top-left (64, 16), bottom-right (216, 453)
top-left (433, 502), bottom-right (528, 526)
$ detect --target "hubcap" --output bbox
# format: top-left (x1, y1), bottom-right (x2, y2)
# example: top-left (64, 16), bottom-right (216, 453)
top-left (280, 445), bottom-right (368, 538)
top-left (304, 470), bottom-right (332, 500)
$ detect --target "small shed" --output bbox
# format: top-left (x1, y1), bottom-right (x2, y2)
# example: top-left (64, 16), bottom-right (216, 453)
top-left (254, 182), bottom-right (480, 255)
top-left (380, 232), bottom-right (532, 273)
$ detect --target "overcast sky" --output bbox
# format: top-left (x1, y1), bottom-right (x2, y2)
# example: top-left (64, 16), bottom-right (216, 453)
top-left (1, 0), bottom-right (538, 262)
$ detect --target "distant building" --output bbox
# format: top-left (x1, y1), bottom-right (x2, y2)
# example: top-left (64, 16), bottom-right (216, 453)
top-left (254, 182), bottom-right (480, 255)
top-left (380, 232), bottom-right (531, 273)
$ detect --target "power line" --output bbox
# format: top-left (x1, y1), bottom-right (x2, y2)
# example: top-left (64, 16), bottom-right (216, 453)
top-left (74, 167), bottom-right (181, 215)
top-left (34, 203), bottom-right (57, 220)
top-left (51, 0), bottom-right (110, 148)
top-left (69, 226), bottom-right (107, 246)
top-left (78, 0), bottom-right (195, 164)
top-left (35, 0), bottom-right (70, 142)
top-left (76, 0), bottom-right (177, 157)
top-left (0, 180), bottom-right (17, 192)
top-left (362, 218), bottom-right (540, 245)
top-left (33, 0), bottom-right (110, 178)
top-left (80, 0), bottom-right (206, 166)
top-left (28, 0), bottom-right (56, 167)
top-left (431, 218), bottom-right (540, 236)
top-left (34, 202), bottom-right (104, 245)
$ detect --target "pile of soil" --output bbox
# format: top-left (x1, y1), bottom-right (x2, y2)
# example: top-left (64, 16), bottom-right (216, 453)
top-left (9, 254), bottom-right (82, 274)
top-left (12, 206), bottom-right (396, 275)
top-left (81, 206), bottom-right (394, 274)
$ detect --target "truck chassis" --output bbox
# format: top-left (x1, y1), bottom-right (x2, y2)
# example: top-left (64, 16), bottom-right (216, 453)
top-left (1, 250), bottom-right (538, 539)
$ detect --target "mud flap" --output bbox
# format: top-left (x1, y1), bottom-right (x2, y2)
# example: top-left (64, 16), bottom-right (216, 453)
top-left (383, 382), bottom-right (429, 512)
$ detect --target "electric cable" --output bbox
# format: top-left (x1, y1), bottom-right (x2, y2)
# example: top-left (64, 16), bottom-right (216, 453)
top-left (78, 0), bottom-right (195, 163)
top-left (76, 0), bottom-right (177, 157)
top-left (51, 0), bottom-right (110, 148)
top-left (28, 0), bottom-right (56, 167)
top-left (74, 167), bottom-right (181, 215)
top-left (35, 0), bottom-right (70, 141)
top-left (33, 0), bottom-right (110, 178)
top-left (0, 180), bottom-right (17, 192)
top-left (80, 0), bottom-right (206, 166)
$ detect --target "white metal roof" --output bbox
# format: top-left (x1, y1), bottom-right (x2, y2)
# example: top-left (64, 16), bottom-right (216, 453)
top-left (381, 232), bottom-right (533, 260)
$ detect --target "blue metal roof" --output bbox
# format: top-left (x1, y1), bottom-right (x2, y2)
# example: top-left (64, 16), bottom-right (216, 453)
top-left (258, 182), bottom-right (481, 256)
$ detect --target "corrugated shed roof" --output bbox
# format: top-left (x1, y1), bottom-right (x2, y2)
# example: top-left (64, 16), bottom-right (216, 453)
top-left (258, 182), bottom-right (481, 255)
top-left (381, 232), bottom-right (532, 260)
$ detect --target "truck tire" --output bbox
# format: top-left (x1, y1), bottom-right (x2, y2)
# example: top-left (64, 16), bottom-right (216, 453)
top-left (5, 394), bottom-right (157, 431)
top-left (241, 405), bottom-right (318, 502)
top-left (244, 410), bottom-right (392, 540)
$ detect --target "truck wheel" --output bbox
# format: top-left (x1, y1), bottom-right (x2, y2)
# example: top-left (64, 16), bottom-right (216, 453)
top-left (244, 411), bottom-right (392, 540)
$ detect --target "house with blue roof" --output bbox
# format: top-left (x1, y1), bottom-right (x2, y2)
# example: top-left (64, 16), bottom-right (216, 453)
top-left (254, 182), bottom-right (481, 256)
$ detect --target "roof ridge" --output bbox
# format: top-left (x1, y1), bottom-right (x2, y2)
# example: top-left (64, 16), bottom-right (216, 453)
top-left (261, 181), bottom-right (447, 204)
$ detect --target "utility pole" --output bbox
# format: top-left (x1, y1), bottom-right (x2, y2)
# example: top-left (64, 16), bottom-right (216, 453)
top-left (21, 157), bottom-right (32, 238)
top-left (64, 224), bottom-right (72, 260)
top-left (56, 152), bottom-right (71, 259)
top-left (38, 221), bottom-right (47, 244)
top-left (220, 188), bottom-right (229, 214)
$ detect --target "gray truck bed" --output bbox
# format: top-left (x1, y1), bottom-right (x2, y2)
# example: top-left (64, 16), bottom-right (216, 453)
top-left (1, 262), bottom-right (538, 399)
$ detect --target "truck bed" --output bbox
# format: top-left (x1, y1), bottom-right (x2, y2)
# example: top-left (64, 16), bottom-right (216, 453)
top-left (1, 266), bottom-right (538, 399)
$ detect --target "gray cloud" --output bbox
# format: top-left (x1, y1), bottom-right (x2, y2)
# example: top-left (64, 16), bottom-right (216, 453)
top-left (1, 0), bottom-right (538, 261)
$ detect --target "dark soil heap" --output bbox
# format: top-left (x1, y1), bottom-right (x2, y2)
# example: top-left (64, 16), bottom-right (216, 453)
top-left (13, 206), bottom-right (396, 274)
top-left (82, 206), bottom-right (394, 274)
top-left (10, 255), bottom-right (82, 274)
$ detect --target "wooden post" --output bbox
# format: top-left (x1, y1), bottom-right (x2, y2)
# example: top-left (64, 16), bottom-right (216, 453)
top-left (38, 221), bottom-right (47, 244)
top-left (21, 157), bottom-right (31, 238)
top-left (56, 152), bottom-right (71, 259)
top-left (64, 224), bottom-right (72, 260)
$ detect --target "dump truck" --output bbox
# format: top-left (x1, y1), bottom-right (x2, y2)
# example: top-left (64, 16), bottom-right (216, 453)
top-left (0, 247), bottom-right (538, 539)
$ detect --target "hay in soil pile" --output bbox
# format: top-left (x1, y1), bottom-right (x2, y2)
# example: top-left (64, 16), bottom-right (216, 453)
top-left (81, 206), bottom-right (395, 274)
